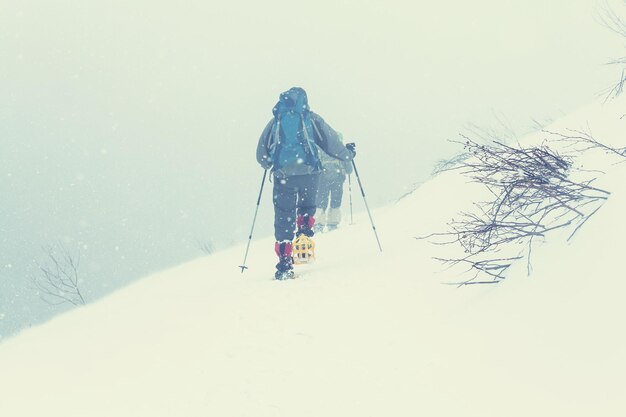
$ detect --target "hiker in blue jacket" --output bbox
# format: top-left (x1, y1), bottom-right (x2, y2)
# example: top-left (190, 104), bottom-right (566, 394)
top-left (256, 87), bottom-right (356, 279)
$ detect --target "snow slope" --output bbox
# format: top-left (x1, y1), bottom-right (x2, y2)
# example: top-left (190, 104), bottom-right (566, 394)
top-left (0, 95), bottom-right (624, 416)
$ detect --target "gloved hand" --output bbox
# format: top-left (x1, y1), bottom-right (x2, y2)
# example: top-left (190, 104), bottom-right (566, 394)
top-left (345, 142), bottom-right (356, 157)
top-left (260, 156), bottom-right (273, 170)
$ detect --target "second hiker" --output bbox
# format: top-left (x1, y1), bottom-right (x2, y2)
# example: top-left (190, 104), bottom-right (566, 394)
top-left (315, 132), bottom-right (353, 233)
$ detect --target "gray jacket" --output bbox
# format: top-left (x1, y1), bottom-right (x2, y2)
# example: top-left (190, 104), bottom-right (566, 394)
top-left (318, 135), bottom-right (353, 176)
top-left (256, 112), bottom-right (355, 178)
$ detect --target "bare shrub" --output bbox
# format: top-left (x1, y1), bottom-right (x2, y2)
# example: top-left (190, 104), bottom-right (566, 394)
top-left (596, 0), bottom-right (626, 100)
top-left (33, 244), bottom-right (86, 306)
top-left (431, 152), bottom-right (471, 177)
top-left (418, 136), bottom-right (611, 286)
top-left (196, 239), bottom-right (215, 255)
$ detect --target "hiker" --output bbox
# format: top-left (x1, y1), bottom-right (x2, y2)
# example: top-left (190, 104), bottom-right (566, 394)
top-left (256, 87), bottom-right (356, 279)
top-left (315, 133), bottom-right (353, 233)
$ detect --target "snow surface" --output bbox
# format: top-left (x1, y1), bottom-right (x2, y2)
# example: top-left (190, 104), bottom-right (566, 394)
top-left (0, 95), bottom-right (624, 416)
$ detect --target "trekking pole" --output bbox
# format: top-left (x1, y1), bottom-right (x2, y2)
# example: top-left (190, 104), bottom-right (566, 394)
top-left (239, 169), bottom-right (268, 273)
top-left (351, 160), bottom-right (382, 252)
top-left (348, 174), bottom-right (353, 225)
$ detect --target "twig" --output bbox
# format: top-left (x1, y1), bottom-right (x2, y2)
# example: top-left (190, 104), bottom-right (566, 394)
top-left (426, 136), bottom-right (610, 285)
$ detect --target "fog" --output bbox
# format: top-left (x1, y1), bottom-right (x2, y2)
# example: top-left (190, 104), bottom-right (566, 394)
top-left (1, 0), bottom-right (623, 339)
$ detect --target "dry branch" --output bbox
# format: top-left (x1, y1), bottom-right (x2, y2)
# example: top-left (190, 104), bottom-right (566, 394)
top-left (33, 244), bottom-right (86, 306)
top-left (596, 1), bottom-right (626, 100)
top-left (196, 239), bottom-right (215, 255)
top-left (418, 137), bottom-right (610, 285)
top-left (545, 127), bottom-right (626, 161)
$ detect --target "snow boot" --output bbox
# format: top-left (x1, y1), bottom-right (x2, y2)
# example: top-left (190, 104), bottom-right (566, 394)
top-left (274, 241), bottom-right (294, 280)
top-left (326, 207), bottom-right (341, 232)
top-left (296, 214), bottom-right (315, 237)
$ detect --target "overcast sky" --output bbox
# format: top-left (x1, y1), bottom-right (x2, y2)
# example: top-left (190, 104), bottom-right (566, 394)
top-left (1, 0), bottom-right (624, 338)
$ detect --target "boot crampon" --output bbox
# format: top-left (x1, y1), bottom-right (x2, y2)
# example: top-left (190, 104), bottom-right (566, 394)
top-left (294, 213), bottom-right (316, 265)
top-left (293, 234), bottom-right (315, 265)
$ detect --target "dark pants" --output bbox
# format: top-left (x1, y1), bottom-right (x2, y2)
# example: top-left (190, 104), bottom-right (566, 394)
top-left (317, 170), bottom-right (346, 210)
top-left (273, 174), bottom-right (320, 242)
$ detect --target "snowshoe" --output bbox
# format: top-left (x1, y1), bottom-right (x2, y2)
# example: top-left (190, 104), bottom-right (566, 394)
top-left (292, 234), bottom-right (315, 265)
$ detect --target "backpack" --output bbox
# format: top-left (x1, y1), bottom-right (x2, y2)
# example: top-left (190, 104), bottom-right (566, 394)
top-left (268, 88), bottom-right (321, 177)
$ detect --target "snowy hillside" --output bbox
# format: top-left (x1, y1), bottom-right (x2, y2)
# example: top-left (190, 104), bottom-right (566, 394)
top-left (0, 95), bottom-right (624, 416)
